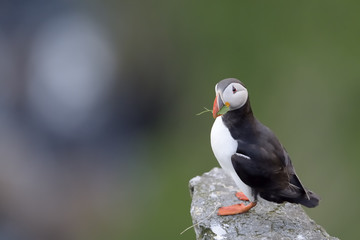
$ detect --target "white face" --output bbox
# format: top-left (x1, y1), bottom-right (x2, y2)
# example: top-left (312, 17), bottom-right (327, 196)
top-left (220, 83), bottom-right (248, 110)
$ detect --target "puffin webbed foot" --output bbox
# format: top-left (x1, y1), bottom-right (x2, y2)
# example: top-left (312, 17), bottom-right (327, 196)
top-left (235, 191), bottom-right (249, 201)
top-left (217, 202), bottom-right (257, 216)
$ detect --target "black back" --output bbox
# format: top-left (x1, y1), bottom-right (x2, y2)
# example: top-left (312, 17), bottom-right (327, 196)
top-left (222, 99), bottom-right (319, 207)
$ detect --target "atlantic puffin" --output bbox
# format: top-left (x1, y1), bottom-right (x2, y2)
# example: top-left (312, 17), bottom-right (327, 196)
top-left (210, 78), bottom-right (319, 215)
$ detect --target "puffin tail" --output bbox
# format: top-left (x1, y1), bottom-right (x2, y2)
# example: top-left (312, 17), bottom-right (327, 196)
top-left (295, 190), bottom-right (320, 208)
top-left (286, 173), bottom-right (320, 208)
top-left (260, 186), bottom-right (320, 208)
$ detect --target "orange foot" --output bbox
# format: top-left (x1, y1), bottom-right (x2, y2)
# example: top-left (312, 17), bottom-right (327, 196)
top-left (235, 192), bottom-right (249, 201)
top-left (217, 202), bottom-right (257, 216)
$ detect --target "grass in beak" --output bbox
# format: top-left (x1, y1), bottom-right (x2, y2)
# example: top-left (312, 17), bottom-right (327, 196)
top-left (196, 107), bottom-right (212, 116)
top-left (217, 105), bottom-right (230, 115)
top-left (196, 105), bottom-right (230, 116)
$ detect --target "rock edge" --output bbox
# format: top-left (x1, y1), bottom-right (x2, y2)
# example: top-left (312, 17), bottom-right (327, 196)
top-left (189, 167), bottom-right (339, 240)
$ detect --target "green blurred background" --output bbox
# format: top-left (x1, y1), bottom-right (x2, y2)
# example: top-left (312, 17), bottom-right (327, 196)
top-left (1, 0), bottom-right (359, 239)
top-left (127, 1), bottom-right (360, 239)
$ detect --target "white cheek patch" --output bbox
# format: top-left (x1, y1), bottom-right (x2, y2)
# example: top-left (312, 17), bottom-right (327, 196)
top-left (222, 83), bottom-right (248, 109)
top-left (235, 89), bottom-right (248, 108)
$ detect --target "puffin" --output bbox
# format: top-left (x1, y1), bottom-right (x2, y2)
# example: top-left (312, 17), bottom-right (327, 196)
top-left (210, 78), bottom-right (319, 215)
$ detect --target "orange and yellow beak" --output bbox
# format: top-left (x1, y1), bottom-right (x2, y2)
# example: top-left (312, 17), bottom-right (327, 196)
top-left (213, 93), bottom-right (231, 118)
top-left (212, 95), bottom-right (219, 119)
top-left (213, 94), bottom-right (226, 119)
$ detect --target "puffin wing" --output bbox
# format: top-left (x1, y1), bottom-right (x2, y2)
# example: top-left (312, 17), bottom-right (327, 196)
top-left (231, 148), bottom-right (289, 192)
top-left (282, 149), bottom-right (311, 199)
top-left (231, 141), bottom-right (319, 207)
top-left (231, 120), bottom-right (290, 191)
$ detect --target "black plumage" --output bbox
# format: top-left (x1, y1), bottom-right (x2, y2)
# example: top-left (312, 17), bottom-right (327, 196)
top-left (221, 81), bottom-right (319, 208)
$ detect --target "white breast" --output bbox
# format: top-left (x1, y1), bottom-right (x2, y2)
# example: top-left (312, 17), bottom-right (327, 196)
top-left (210, 117), bottom-right (254, 201)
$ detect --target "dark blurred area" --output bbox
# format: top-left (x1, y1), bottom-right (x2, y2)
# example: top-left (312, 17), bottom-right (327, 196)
top-left (0, 1), bottom-right (359, 239)
top-left (0, 0), bottom-right (173, 239)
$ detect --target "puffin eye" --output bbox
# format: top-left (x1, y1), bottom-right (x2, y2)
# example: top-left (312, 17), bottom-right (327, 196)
top-left (232, 86), bottom-right (237, 94)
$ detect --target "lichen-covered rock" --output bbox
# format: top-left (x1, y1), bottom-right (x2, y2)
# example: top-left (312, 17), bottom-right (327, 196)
top-left (189, 168), bottom-right (339, 240)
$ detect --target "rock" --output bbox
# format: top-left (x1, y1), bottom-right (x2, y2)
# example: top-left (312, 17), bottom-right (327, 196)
top-left (189, 168), bottom-right (339, 240)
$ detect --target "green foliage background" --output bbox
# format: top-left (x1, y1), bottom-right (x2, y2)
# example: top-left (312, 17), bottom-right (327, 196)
top-left (114, 1), bottom-right (360, 239)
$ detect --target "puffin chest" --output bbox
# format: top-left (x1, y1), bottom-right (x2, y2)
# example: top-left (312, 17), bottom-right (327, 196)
top-left (210, 117), bottom-right (238, 173)
top-left (210, 116), bottom-right (254, 201)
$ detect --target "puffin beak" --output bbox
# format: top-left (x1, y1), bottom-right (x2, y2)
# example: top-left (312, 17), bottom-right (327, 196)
top-left (213, 93), bottom-right (224, 119)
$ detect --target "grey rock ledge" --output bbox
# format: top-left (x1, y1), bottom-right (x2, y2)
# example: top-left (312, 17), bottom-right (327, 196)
top-left (189, 167), bottom-right (339, 240)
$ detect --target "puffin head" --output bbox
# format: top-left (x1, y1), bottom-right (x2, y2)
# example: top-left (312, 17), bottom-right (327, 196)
top-left (213, 78), bottom-right (248, 119)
